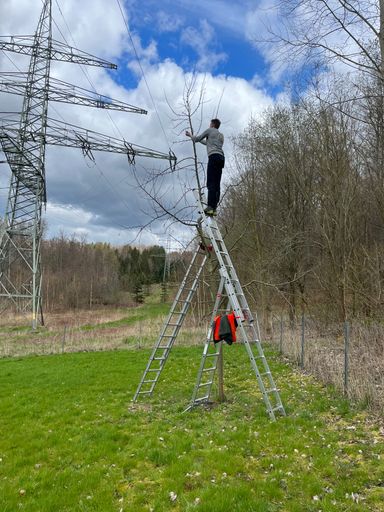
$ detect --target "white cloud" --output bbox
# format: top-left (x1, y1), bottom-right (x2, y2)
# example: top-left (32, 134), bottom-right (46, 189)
top-left (244, 1), bottom-right (303, 84)
top-left (156, 10), bottom-right (185, 33)
top-left (180, 20), bottom-right (227, 72)
top-left (173, 0), bottom-right (249, 38)
top-left (126, 33), bottom-right (159, 72)
top-left (45, 202), bottom-right (163, 246)
top-left (0, 0), bottom-right (275, 247)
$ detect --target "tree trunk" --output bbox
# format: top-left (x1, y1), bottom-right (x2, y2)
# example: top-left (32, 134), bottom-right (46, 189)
top-left (217, 342), bottom-right (226, 402)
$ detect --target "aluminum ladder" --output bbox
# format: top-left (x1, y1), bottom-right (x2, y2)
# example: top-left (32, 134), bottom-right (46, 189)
top-left (184, 276), bottom-right (227, 411)
top-left (133, 244), bottom-right (208, 401)
top-left (186, 192), bottom-right (286, 420)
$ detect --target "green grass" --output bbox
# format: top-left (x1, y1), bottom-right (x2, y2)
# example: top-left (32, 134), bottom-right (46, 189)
top-left (0, 346), bottom-right (383, 511)
top-left (80, 303), bottom-right (170, 331)
top-left (0, 302), bottom-right (170, 345)
top-left (0, 324), bottom-right (33, 334)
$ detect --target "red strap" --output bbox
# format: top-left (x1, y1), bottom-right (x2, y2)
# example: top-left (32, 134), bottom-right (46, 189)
top-left (227, 312), bottom-right (237, 342)
top-left (213, 315), bottom-right (221, 341)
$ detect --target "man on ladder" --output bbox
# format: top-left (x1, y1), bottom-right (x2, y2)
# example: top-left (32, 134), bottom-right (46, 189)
top-left (186, 119), bottom-right (225, 217)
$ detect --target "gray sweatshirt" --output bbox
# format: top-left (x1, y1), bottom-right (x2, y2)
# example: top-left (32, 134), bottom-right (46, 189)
top-left (191, 128), bottom-right (224, 157)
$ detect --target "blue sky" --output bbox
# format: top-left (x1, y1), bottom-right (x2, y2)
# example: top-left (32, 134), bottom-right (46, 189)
top-left (116, 0), bottom-right (281, 93)
top-left (0, 0), bottom-right (375, 248)
top-left (0, 0), bottom-right (292, 247)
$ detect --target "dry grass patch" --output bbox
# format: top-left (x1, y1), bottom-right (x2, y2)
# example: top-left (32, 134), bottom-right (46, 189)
top-left (269, 317), bottom-right (384, 414)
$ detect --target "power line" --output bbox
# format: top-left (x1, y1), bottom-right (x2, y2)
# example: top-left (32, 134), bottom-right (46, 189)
top-left (1, 2), bottom-right (175, 248)
top-left (1, 50), bottom-right (23, 72)
top-left (52, 0), bottom-right (126, 142)
top-left (0, 12), bottom-right (143, 218)
top-left (49, 0), bottom-right (174, 216)
top-left (114, 0), bottom-right (171, 150)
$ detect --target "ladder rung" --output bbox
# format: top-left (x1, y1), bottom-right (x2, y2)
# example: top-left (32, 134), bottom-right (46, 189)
top-left (194, 396), bottom-right (209, 402)
top-left (153, 357), bottom-right (166, 361)
top-left (206, 353), bottom-right (220, 357)
top-left (198, 381), bottom-right (213, 387)
top-left (202, 367), bottom-right (216, 372)
top-left (265, 388), bottom-right (278, 394)
top-left (147, 369), bottom-right (161, 372)
top-left (260, 371), bottom-right (271, 377)
top-left (143, 379), bottom-right (157, 383)
top-left (272, 405), bottom-right (284, 412)
top-left (158, 345), bottom-right (171, 349)
top-left (138, 390), bottom-right (152, 394)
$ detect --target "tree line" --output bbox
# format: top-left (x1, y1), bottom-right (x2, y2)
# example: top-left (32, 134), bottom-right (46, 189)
top-left (215, 0), bottom-right (384, 324)
top-left (41, 235), bottom-right (176, 311)
top-left (221, 86), bottom-right (384, 323)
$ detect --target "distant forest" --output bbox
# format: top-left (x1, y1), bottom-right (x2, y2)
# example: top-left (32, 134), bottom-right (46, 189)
top-left (41, 235), bottom-right (182, 311)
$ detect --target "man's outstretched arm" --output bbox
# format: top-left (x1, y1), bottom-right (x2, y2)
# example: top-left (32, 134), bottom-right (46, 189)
top-left (186, 129), bottom-right (209, 144)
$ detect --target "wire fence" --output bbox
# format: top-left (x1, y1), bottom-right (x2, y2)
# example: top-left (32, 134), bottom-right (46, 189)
top-left (266, 313), bottom-right (384, 414)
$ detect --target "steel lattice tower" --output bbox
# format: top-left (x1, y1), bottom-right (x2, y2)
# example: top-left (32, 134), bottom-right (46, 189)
top-left (0, 0), bottom-right (175, 328)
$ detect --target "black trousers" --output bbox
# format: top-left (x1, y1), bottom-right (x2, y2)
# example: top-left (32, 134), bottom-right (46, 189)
top-left (207, 153), bottom-right (225, 209)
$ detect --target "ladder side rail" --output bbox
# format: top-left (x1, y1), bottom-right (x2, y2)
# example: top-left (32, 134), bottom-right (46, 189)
top-left (236, 320), bottom-right (277, 420)
top-left (197, 214), bottom-right (244, 320)
top-left (209, 220), bottom-right (250, 315)
top-left (220, 271), bottom-right (244, 321)
top-left (135, 250), bottom-right (207, 394)
top-left (187, 277), bottom-right (226, 409)
top-left (243, 313), bottom-right (281, 388)
top-left (219, 253), bottom-right (285, 418)
top-left (133, 285), bottom-right (200, 401)
top-left (140, 246), bottom-right (203, 358)
top-left (199, 212), bottom-right (247, 304)
top-left (133, 247), bottom-right (207, 401)
top-left (244, 321), bottom-right (286, 416)
top-left (193, 191), bottom-right (245, 320)
top-left (157, 249), bottom-right (208, 341)
top-left (169, 247), bottom-right (206, 310)
top-left (196, 193), bottom-right (275, 405)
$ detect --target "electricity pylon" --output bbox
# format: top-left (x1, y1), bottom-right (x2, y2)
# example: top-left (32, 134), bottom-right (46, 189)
top-left (0, 0), bottom-right (176, 328)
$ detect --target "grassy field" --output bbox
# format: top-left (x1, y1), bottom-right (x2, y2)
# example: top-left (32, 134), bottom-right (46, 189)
top-left (0, 345), bottom-right (383, 511)
top-left (0, 302), bottom-right (189, 358)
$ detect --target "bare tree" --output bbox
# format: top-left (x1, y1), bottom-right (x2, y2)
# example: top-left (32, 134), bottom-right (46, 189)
top-left (263, 0), bottom-right (384, 81)
top-left (220, 99), bottom-right (383, 322)
top-left (222, 105), bottom-right (320, 323)
top-left (131, 74), bottom-right (210, 234)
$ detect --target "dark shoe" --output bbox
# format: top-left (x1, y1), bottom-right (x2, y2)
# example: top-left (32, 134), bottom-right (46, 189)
top-left (204, 207), bottom-right (215, 216)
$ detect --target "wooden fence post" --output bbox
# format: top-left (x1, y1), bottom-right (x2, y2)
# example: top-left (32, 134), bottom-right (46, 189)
top-left (62, 325), bottom-right (67, 354)
top-left (217, 342), bottom-right (226, 402)
top-left (279, 314), bottom-right (283, 354)
top-left (344, 321), bottom-right (349, 395)
top-left (300, 313), bottom-right (305, 369)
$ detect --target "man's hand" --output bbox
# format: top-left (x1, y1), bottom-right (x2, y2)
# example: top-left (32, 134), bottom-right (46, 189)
top-left (185, 130), bottom-right (191, 138)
